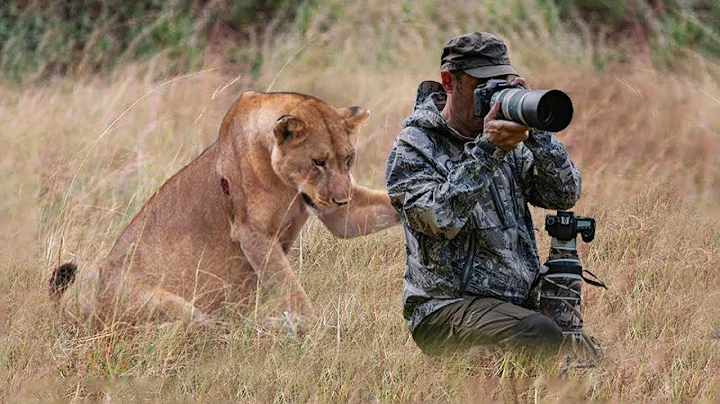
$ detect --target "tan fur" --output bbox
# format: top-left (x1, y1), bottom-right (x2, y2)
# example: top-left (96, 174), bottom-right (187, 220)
top-left (55, 91), bottom-right (400, 327)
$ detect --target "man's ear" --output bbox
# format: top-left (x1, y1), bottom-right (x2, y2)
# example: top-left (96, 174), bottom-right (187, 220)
top-left (338, 106), bottom-right (370, 132)
top-left (440, 70), bottom-right (455, 93)
top-left (274, 115), bottom-right (308, 145)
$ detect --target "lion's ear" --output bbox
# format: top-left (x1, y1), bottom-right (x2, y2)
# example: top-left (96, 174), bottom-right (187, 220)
top-left (274, 115), bottom-right (308, 145)
top-left (338, 106), bottom-right (370, 132)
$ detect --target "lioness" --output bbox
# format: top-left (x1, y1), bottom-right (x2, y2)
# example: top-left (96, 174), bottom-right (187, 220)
top-left (50, 91), bottom-right (400, 327)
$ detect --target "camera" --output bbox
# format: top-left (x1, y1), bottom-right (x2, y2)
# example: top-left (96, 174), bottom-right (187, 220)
top-left (473, 79), bottom-right (574, 132)
top-left (545, 211), bottom-right (595, 243)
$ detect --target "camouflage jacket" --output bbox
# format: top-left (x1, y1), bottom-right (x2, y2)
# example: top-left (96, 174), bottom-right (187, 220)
top-left (385, 81), bottom-right (582, 333)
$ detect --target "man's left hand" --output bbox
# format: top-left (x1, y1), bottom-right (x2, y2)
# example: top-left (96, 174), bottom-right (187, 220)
top-left (510, 77), bottom-right (530, 90)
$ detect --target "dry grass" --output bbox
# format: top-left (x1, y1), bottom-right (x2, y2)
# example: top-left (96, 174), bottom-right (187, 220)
top-left (1, 0), bottom-right (719, 402)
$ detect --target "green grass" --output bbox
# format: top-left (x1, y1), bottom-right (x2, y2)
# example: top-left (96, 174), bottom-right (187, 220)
top-left (1, 0), bottom-right (719, 82)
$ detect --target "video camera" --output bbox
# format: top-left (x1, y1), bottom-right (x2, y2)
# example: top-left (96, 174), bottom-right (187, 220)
top-left (473, 79), bottom-right (574, 132)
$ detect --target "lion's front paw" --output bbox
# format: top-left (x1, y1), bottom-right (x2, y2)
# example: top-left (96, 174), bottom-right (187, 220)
top-left (283, 291), bottom-right (316, 319)
top-left (282, 310), bottom-right (313, 337)
top-left (260, 311), bottom-right (315, 340)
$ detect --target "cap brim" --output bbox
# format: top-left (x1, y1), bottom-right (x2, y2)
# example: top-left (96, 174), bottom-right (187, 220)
top-left (464, 64), bottom-right (518, 79)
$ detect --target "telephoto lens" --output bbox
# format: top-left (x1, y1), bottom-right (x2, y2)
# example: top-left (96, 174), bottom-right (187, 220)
top-left (474, 79), bottom-right (574, 132)
top-left (492, 88), bottom-right (574, 132)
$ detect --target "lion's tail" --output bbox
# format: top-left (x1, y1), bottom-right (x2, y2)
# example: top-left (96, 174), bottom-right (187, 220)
top-left (49, 262), bottom-right (77, 300)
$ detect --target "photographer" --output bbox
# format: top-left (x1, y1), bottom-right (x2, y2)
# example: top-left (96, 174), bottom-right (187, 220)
top-left (385, 32), bottom-right (582, 354)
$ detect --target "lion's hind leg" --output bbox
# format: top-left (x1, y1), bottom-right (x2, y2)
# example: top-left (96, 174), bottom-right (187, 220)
top-left (128, 287), bottom-right (213, 326)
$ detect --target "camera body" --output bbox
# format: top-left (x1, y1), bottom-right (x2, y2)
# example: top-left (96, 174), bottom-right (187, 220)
top-left (473, 78), bottom-right (518, 118)
top-left (472, 78), bottom-right (574, 132)
top-left (545, 211), bottom-right (595, 243)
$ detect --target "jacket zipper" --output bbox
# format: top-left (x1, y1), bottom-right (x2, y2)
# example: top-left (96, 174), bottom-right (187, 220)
top-left (459, 222), bottom-right (477, 293)
top-left (504, 159), bottom-right (534, 299)
top-left (489, 183), bottom-right (507, 229)
top-left (504, 163), bottom-right (521, 221)
top-left (419, 236), bottom-right (428, 264)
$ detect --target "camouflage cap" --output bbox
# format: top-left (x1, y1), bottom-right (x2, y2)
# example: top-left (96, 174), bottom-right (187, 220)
top-left (440, 32), bottom-right (518, 79)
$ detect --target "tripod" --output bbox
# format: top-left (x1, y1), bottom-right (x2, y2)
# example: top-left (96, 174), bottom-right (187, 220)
top-left (539, 211), bottom-right (606, 370)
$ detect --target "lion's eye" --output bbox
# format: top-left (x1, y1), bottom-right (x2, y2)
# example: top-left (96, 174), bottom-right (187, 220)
top-left (313, 158), bottom-right (326, 167)
top-left (345, 155), bottom-right (354, 168)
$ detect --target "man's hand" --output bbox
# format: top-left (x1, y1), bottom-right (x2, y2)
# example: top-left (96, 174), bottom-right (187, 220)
top-left (483, 101), bottom-right (530, 152)
top-left (509, 76), bottom-right (530, 89)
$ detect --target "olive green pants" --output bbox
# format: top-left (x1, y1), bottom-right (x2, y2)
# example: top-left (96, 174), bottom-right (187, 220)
top-left (412, 297), bottom-right (563, 355)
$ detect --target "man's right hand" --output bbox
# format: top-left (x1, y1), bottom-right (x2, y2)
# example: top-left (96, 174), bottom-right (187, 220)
top-left (483, 102), bottom-right (530, 152)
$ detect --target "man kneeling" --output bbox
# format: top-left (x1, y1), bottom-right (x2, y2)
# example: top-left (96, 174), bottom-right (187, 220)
top-left (385, 32), bottom-right (581, 354)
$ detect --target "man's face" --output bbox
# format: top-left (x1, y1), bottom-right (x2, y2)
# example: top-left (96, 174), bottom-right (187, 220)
top-left (443, 72), bottom-right (517, 135)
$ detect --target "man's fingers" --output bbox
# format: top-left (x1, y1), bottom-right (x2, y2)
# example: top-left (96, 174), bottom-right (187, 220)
top-left (484, 99), bottom-right (530, 152)
top-left (484, 101), bottom-right (500, 124)
top-left (519, 131), bottom-right (529, 143)
top-left (509, 131), bottom-right (529, 144)
top-left (509, 77), bottom-right (530, 89)
top-left (495, 119), bottom-right (530, 133)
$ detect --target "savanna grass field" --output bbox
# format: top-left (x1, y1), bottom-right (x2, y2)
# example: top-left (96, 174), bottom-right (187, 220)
top-left (1, 0), bottom-right (719, 402)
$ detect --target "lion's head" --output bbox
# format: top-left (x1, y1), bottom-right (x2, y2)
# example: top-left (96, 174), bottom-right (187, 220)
top-left (270, 100), bottom-right (369, 212)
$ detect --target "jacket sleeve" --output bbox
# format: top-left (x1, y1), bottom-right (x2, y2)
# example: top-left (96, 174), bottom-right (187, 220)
top-left (385, 128), bottom-right (505, 240)
top-left (518, 129), bottom-right (582, 210)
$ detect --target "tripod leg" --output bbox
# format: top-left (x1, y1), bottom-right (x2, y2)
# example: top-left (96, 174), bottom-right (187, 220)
top-left (557, 331), bottom-right (603, 376)
top-left (581, 332), bottom-right (603, 359)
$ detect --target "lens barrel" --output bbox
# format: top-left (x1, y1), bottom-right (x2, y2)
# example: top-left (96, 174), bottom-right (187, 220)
top-left (493, 88), bottom-right (574, 132)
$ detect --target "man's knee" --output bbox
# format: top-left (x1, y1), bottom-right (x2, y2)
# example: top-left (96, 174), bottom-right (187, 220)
top-left (504, 313), bottom-right (564, 350)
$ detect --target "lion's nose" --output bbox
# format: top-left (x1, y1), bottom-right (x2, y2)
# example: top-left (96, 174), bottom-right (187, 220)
top-left (332, 198), bottom-right (349, 206)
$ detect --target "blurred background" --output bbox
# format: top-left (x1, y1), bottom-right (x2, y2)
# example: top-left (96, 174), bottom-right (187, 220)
top-left (1, 0), bottom-right (718, 402)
